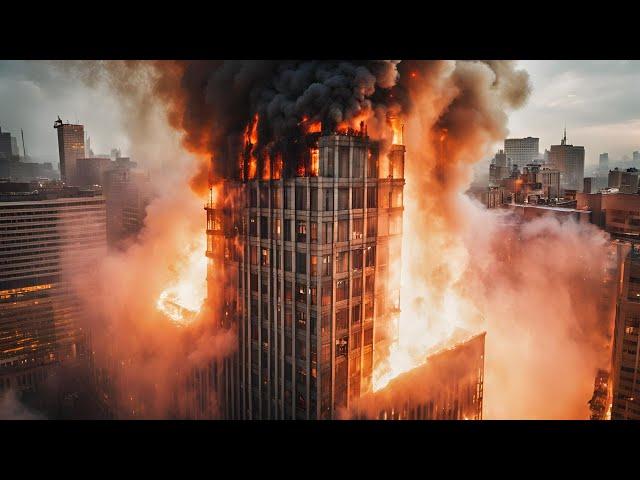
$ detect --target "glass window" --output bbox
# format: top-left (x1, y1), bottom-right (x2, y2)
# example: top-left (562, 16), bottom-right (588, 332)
top-left (296, 220), bottom-right (307, 242)
top-left (338, 188), bottom-right (349, 210)
top-left (336, 279), bottom-right (349, 302)
top-left (339, 146), bottom-right (350, 177)
top-left (322, 255), bottom-right (332, 276)
top-left (296, 252), bottom-right (307, 274)
top-left (323, 222), bottom-right (333, 244)
top-left (296, 186), bottom-right (307, 210)
top-left (336, 251), bottom-right (349, 273)
top-left (352, 187), bottom-right (364, 209)
top-left (367, 187), bottom-right (377, 208)
top-left (284, 250), bottom-right (292, 272)
top-left (310, 187), bottom-right (318, 211)
top-left (352, 218), bottom-right (363, 240)
top-left (324, 189), bottom-right (333, 211)
top-left (337, 219), bottom-right (349, 242)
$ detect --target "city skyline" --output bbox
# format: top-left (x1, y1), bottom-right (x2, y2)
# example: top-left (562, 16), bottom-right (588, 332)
top-left (1, 61), bottom-right (640, 170)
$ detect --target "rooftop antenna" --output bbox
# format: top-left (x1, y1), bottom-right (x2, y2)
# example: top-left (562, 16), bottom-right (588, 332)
top-left (21, 129), bottom-right (27, 160)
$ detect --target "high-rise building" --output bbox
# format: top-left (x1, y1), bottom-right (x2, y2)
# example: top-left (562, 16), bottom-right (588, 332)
top-left (54, 117), bottom-right (85, 185)
top-left (0, 127), bottom-right (14, 160)
top-left (504, 137), bottom-right (539, 167)
top-left (608, 168), bottom-right (639, 194)
top-left (207, 125), bottom-right (404, 419)
top-left (76, 157), bottom-right (114, 187)
top-left (576, 191), bottom-right (640, 236)
top-left (103, 159), bottom-right (151, 248)
top-left (548, 129), bottom-right (585, 191)
top-left (599, 153), bottom-right (610, 176)
top-left (611, 243), bottom-right (640, 419)
top-left (0, 182), bottom-right (106, 408)
top-left (489, 150), bottom-right (511, 186)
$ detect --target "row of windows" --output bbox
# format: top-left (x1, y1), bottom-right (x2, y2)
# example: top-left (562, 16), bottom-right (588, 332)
top-left (248, 215), bottom-right (402, 242)
top-left (249, 246), bottom-right (379, 273)
top-left (249, 185), bottom-right (404, 210)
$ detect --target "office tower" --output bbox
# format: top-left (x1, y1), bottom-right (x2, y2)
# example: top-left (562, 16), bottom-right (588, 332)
top-left (54, 117), bottom-right (85, 185)
top-left (0, 127), bottom-right (14, 160)
top-left (608, 168), bottom-right (639, 194)
top-left (548, 129), bottom-right (585, 191)
top-left (0, 182), bottom-right (106, 409)
top-left (207, 124), bottom-right (404, 419)
top-left (584, 177), bottom-right (595, 194)
top-left (504, 137), bottom-right (539, 167)
top-left (489, 150), bottom-right (511, 186)
top-left (103, 159), bottom-right (151, 247)
top-left (76, 157), bottom-right (114, 187)
top-left (611, 243), bottom-right (640, 419)
top-left (599, 153), bottom-right (609, 176)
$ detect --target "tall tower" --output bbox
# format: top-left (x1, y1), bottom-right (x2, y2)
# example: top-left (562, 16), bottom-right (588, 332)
top-left (208, 125), bottom-right (405, 419)
top-left (54, 117), bottom-right (85, 185)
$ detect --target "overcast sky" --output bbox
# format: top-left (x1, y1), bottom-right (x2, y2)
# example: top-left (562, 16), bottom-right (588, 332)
top-left (1, 60), bottom-right (639, 171)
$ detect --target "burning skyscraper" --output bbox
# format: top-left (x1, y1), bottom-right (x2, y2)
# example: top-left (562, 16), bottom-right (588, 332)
top-left (206, 122), bottom-right (406, 419)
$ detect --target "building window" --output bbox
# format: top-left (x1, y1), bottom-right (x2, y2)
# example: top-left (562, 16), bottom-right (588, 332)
top-left (322, 254), bottom-right (332, 276)
top-left (296, 186), bottom-right (307, 210)
top-left (284, 219), bottom-right (292, 241)
top-left (296, 308), bottom-right (307, 329)
top-left (337, 219), bottom-right (349, 242)
top-left (336, 279), bottom-right (349, 302)
top-left (260, 216), bottom-right (269, 239)
top-left (249, 216), bottom-right (257, 236)
top-left (250, 187), bottom-right (258, 207)
top-left (367, 149), bottom-right (378, 178)
top-left (324, 188), bottom-right (333, 211)
top-left (365, 274), bottom-right (374, 296)
top-left (285, 281), bottom-right (293, 303)
top-left (274, 218), bottom-right (281, 239)
top-left (352, 276), bottom-right (362, 297)
top-left (352, 148), bottom-right (364, 179)
top-left (366, 216), bottom-right (377, 238)
top-left (336, 308), bottom-right (349, 331)
top-left (365, 246), bottom-right (376, 267)
top-left (250, 245), bottom-right (258, 265)
top-left (310, 222), bottom-right (318, 243)
top-left (325, 147), bottom-right (334, 177)
top-left (261, 248), bottom-right (270, 267)
top-left (323, 222), bottom-right (333, 244)
top-left (352, 304), bottom-right (361, 326)
top-left (352, 218), bottom-right (364, 240)
top-left (271, 186), bottom-right (282, 208)
top-left (296, 283), bottom-right (307, 304)
top-left (296, 252), bottom-right (307, 274)
top-left (338, 188), bottom-right (349, 210)
top-left (311, 255), bottom-right (318, 276)
top-left (296, 220), bottom-right (307, 242)
top-left (310, 187), bottom-right (318, 211)
top-left (352, 187), bottom-right (364, 209)
top-left (339, 146), bottom-right (350, 178)
top-left (321, 282), bottom-right (332, 307)
top-left (336, 251), bottom-right (349, 273)
top-left (284, 250), bottom-right (292, 272)
top-left (367, 187), bottom-right (377, 208)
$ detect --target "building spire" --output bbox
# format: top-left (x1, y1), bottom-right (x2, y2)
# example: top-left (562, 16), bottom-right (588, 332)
top-left (562, 125), bottom-right (567, 145)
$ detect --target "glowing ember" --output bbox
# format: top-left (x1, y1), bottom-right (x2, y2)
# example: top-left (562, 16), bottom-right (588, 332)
top-left (156, 235), bottom-right (207, 326)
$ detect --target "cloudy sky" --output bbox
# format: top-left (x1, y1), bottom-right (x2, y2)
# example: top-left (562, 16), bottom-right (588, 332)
top-left (1, 60), bottom-right (639, 171)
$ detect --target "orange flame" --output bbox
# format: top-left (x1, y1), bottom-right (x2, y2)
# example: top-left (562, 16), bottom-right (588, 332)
top-left (310, 147), bottom-right (319, 177)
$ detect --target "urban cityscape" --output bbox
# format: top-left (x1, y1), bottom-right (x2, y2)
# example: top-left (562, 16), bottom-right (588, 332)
top-left (1, 60), bottom-right (639, 420)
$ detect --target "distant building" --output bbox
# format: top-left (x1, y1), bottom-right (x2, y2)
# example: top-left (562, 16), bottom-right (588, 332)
top-left (76, 157), bottom-right (114, 187)
top-left (608, 168), bottom-right (639, 194)
top-left (54, 117), bottom-right (85, 185)
top-left (584, 177), bottom-right (596, 194)
top-left (0, 182), bottom-right (106, 411)
top-left (599, 153), bottom-right (610, 176)
top-left (548, 129), bottom-right (585, 191)
top-left (504, 137), bottom-right (539, 167)
top-left (0, 127), bottom-right (15, 160)
top-left (489, 150), bottom-right (511, 187)
top-left (634, 151), bottom-right (640, 168)
top-left (576, 191), bottom-right (640, 237)
top-left (103, 159), bottom-right (151, 247)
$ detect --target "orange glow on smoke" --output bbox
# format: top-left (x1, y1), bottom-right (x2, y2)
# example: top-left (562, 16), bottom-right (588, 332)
top-left (388, 115), bottom-right (403, 145)
top-left (307, 122), bottom-right (322, 133)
